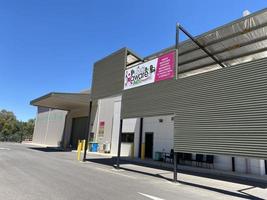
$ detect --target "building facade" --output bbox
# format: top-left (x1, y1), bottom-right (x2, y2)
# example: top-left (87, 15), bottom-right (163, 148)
top-left (31, 9), bottom-right (267, 177)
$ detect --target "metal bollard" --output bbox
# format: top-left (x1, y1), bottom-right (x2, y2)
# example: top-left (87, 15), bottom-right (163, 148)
top-left (77, 140), bottom-right (82, 161)
top-left (82, 139), bottom-right (86, 152)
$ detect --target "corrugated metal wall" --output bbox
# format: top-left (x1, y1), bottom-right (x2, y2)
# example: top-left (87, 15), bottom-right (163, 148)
top-left (32, 107), bottom-right (50, 144)
top-left (32, 107), bottom-right (67, 146)
top-left (122, 58), bottom-right (267, 159)
top-left (122, 79), bottom-right (175, 118)
top-left (91, 48), bottom-right (126, 100)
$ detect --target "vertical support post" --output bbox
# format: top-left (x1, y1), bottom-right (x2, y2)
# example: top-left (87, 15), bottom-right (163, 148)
top-left (173, 23), bottom-right (179, 183)
top-left (173, 152), bottom-right (177, 182)
top-left (83, 101), bottom-right (93, 162)
top-left (232, 157), bottom-right (235, 172)
top-left (175, 23), bottom-right (179, 80)
top-left (116, 119), bottom-right (123, 169)
top-left (138, 118), bottom-right (143, 158)
top-left (265, 160), bottom-right (267, 175)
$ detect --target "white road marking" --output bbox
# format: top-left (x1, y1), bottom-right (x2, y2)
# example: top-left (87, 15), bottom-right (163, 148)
top-left (138, 192), bottom-right (165, 200)
top-left (82, 163), bottom-right (137, 179)
top-left (0, 148), bottom-right (10, 150)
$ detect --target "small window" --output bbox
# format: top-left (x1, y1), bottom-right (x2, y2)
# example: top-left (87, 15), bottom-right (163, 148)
top-left (121, 132), bottom-right (134, 143)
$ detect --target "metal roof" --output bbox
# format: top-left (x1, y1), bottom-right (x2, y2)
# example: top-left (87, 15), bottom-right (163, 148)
top-left (146, 8), bottom-right (267, 78)
top-left (30, 92), bottom-right (90, 111)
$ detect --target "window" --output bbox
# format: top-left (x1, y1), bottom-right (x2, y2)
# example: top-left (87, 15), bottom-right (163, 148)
top-left (121, 132), bottom-right (134, 143)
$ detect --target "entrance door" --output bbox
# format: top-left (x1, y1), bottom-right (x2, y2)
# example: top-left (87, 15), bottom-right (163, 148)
top-left (145, 132), bottom-right (153, 159)
top-left (70, 117), bottom-right (88, 149)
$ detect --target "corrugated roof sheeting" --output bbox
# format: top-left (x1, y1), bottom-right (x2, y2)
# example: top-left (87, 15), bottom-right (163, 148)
top-left (179, 8), bottom-right (267, 73)
top-left (144, 8), bottom-right (267, 77)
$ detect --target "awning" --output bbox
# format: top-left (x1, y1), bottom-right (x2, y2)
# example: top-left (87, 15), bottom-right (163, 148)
top-left (146, 8), bottom-right (267, 77)
top-left (126, 48), bottom-right (143, 66)
top-left (30, 92), bottom-right (90, 111)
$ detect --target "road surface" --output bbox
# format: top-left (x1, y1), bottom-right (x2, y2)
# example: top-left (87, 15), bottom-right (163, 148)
top-left (0, 143), bottom-right (266, 200)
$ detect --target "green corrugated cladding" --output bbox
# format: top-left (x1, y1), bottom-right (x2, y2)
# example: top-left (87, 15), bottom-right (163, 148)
top-left (122, 58), bottom-right (267, 159)
top-left (91, 48), bottom-right (127, 100)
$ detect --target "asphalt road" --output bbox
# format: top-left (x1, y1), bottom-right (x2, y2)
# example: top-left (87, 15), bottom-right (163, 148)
top-left (0, 143), bottom-right (266, 200)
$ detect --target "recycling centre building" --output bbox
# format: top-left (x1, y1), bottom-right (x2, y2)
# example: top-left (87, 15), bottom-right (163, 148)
top-left (31, 8), bottom-right (267, 178)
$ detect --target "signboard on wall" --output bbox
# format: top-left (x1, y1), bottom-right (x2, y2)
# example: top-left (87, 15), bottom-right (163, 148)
top-left (124, 50), bottom-right (176, 90)
top-left (98, 121), bottom-right (105, 138)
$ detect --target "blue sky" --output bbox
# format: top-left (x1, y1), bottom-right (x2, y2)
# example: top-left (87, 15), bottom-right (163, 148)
top-left (0, 0), bottom-right (266, 121)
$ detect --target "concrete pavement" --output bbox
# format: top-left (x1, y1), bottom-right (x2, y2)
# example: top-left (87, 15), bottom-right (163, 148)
top-left (0, 142), bottom-right (266, 200)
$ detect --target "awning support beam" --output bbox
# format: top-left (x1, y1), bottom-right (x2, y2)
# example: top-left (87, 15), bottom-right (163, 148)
top-left (179, 34), bottom-right (267, 67)
top-left (175, 23), bottom-right (179, 79)
top-left (178, 24), bottom-right (226, 68)
top-left (179, 21), bottom-right (267, 56)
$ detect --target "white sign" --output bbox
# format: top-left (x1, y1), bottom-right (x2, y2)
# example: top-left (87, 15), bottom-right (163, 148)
top-left (124, 59), bottom-right (157, 90)
top-left (123, 51), bottom-right (176, 90)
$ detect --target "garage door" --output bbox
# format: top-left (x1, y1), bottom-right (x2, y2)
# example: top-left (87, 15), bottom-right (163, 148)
top-left (70, 117), bottom-right (88, 149)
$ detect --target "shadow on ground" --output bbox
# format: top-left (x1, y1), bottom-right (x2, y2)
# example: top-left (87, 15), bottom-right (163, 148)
top-left (28, 147), bottom-right (71, 152)
top-left (84, 156), bottom-right (267, 200)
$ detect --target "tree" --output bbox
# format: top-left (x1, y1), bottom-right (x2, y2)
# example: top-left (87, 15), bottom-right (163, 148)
top-left (21, 119), bottom-right (35, 141)
top-left (0, 110), bottom-right (18, 141)
top-left (0, 109), bottom-right (35, 142)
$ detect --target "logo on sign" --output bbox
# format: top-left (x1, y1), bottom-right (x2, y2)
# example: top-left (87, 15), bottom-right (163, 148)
top-left (125, 63), bottom-right (156, 88)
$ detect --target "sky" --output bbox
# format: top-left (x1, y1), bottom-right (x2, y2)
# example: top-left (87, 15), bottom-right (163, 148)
top-left (0, 0), bottom-right (266, 121)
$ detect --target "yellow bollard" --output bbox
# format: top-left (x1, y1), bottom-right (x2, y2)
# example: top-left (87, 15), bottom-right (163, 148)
top-left (131, 143), bottom-right (134, 159)
top-left (141, 143), bottom-right (145, 160)
top-left (77, 140), bottom-right (82, 161)
top-left (82, 139), bottom-right (86, 152)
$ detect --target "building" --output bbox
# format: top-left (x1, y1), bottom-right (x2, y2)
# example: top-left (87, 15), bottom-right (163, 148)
top-left (30, 91), bottom-right (90, 149)
top-left (31, 8), bottom-right (267, 177)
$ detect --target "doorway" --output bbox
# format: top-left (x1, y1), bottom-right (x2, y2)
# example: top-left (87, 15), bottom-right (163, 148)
top-left (145, 132), bottom-right (154, 159)
top-left (70, 116), bottom-right (88, 149)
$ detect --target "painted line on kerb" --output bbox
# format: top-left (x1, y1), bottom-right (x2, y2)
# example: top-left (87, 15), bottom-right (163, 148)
top-left (138, 192), bottom-right (165, 200)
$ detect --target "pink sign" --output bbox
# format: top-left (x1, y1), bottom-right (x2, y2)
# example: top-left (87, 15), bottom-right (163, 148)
top-left (155, 51), bottom-right (175, 82)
